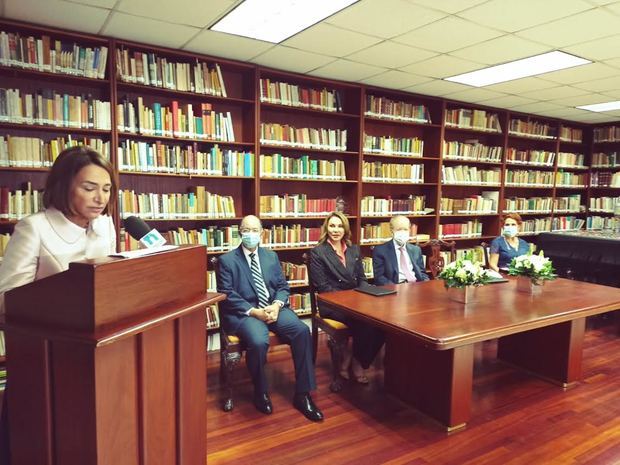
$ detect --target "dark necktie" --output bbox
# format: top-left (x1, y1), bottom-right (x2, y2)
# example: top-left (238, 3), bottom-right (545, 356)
top-left (249, 252), bottom-right (270, 307)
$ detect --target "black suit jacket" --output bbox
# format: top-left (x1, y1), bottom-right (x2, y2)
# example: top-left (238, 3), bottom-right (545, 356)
top-left (309, 241), bottom-right (367, 293)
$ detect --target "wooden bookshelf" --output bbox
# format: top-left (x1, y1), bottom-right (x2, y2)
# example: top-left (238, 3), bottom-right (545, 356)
top-left (3, 18), bottom-right (620, 322)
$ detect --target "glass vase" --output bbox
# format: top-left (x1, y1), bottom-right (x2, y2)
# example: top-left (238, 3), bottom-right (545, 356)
top-left (446, 286), bottom-right (473, 304)
top-left (516, 275), bottom-right (544, 294)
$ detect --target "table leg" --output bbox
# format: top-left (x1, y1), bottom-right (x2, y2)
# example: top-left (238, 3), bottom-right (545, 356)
top-left (497, 318), bottom-right (585, 387)
top-left (384, 332), bottom-right (473, 431)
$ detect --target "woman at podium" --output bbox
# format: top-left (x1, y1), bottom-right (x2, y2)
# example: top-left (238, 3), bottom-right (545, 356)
top-left (309, 212), bottom-right (384, 384)
top-left (489, 213), bottom-right (531, 272)
top-left (0, 146), bottom-right (117, 464)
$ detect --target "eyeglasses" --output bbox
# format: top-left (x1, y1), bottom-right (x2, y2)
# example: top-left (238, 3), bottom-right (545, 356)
top-left (240, 228), bottom-right (261, 234)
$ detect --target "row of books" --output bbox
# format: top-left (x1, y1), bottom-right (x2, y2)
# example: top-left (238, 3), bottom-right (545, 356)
top-left (440, 193), bottom-right (498, 214)
top-left (363, 134), bottom-right (423, 157)
top-left (289, 293), bottom-right (312, 315)
top-left (443, 141), bottom-right (503, 162)
top-left (593, 126), bottom-right (620, 143)
top-left (555, 172), bottom-right (587, 187)
top-left (508, 119), bottom-right (556, 139)
top-left (0, 30), bottom-right (108, 79)
top-left (205, 304), bottom-right (220, 329)
top-left (520, 218), bottom-right (553, 234)
top-left (439, 220), bottom-right (483, 239)
top-left (588, 196), bottom-right (620, 213)
top-left (259, 154), bottom-right (346, 180)
top-left (592, 152), bottom-right (620, 167)
top-left (453, 246), bottom-right (488, 266)
top-left (259, 79), bottom-right (342, 112)
top-left (0, 135), bottom-right (109, 167)
top-left (591, 171), bottom-right (620, 187)
top-left (259, 195), bottom-right (339, 217)
top-left (0, 233), bottom-right (10, 258)
top-left (506, 148), bottom-right (555, 166)
top-left (362, 161), bottom-right (424, 183)
top-left (361, 256), bottom-right (373, 277)
top-left (117, 99), bottom-right (235, 141)
top-left (118, 141), bottom-right (254, 176)
top-left (365, 95), bottom-right (431, 123)
top-left (553, 195), bottom-right (583, 213)
top-left (503, 196), bottom-right (553, 213)
top-left (441, 165), bottom-right (501, 185)
top-left (359, 222), bottom-right (429, 243)
top-left (116, 48), bottom-right (227, 96)
top-left (557, 152), bottom-right (586, 168)
top-left (260, 123), bottom-right (347, 151)
top-left (281, 261), bottom-right (308, 284)
top-left (559, 126), bottom-right (583, 143)
top-left (360, 195), bottom-right (427, 216)
top-left (586, 216), bottom-right (619, 231)
top-left (0, 184), bottom-right (42, 219)
top-left (552, 216), bottom-right (585, 231)
top-left (0, 88), bottom-right (111, 129)
top-left (505, 169), bottom-right (554, 187)
top-left (118, 188), bottom-right (236, 219)
top-left (444, 108), bottom-right (502, 133)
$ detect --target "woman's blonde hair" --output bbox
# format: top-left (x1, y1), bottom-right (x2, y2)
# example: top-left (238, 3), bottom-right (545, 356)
top-left (318, 211), bottom-right (352, 245)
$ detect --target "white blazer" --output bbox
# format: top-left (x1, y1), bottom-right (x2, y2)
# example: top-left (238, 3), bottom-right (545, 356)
top-left (0, 208), bottom-right (116, 314)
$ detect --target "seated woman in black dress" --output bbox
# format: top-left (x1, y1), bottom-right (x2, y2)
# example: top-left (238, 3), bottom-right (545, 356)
top-left (488, 213), bottom-right (531, 272)
top-left (309, 211), bottom-right (384, 384)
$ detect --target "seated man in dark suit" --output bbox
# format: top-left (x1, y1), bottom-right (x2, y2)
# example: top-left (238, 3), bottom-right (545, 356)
top-left (372, 215), bottom-right (430, 285)
top-left (216, 215), bottom-right (323, 422)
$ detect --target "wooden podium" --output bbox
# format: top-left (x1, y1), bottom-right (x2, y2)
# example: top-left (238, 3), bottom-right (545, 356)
top-left (4, 245), bottom-right (223, 465)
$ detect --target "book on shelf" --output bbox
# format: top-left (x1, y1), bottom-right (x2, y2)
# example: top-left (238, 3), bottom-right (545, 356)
top-left (503, 196), bottom-right (552, 214)
top-left (508, 119), bottom-right (556, 139)
top-left (444, 108), bottom-right (502, 133)
top-left (440, 193), bottom-right (498, 215)
top-left (361, 195), bottom-right (427, 217)
top-left (505, 148), bottom-right (555, 166)
top-left (362, 161), bottom-right (424, 183)
top-left (592, 152), bottom-right (619, 168)
top-left (0, 183), bottom-right (43, 220)
top-left (0, 88), bottom-right (111, 129)
top-left (118, 141), bottom-right (253, 176)
top-left (557, 152), bottom-right (585, 168)
top-left (365, 95), bottom-right (431, 123)
top-left (559, 126), bottom-right (583, 143)
top-left (118, 188), bottom-right (236, 219)
top-left (260, 78), bottom-right (341, 112)
top-left (260, 123), bottom-right (347, 151)
top-left (439, 220), bottom-right (482, 238)
top-left (116, 47), bottom-right (226, 97)
top-left (259, 194), bottom-right (338, 218)
top-left (442, 140), bottom-right (502, 162)
top-left (0, 30), bottom-right (108, 78)
top-left (505, 169), bottom-right (554, 187)
top-left (259, 153), bottom-right (345, 180)
top-left (363, 134), bottom-right (424, 157)
top-left (441, 165), bottom-right (501, 185)
top-left (593, 126), bottom-right (620, 143)
top-left (0, 135), bottom-right (109, 167)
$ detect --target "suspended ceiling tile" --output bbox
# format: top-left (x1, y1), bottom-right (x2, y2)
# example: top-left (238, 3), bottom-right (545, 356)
top-left (476, 95), bottom-right (537, 108)
top-left (115, 0), bottom-right (235, 28)
top-left (326, 0), bottom-right (446, 39)
top-left (573, 75), bottom-right (620, 92)
top-left (485, 77), bottom-right (558, 94)
top-left (444, 87), bottom-right (508, 103)
top-left (598, 88), bottom-right (620, 98)
top-left (403, 55), bottom-right (484, 78)
top-left (510, 101), bottom-right (565, 113)
top-left (283, 23), bottom-right (382, 58)
top-left (450, 35), bottom-right (551, 65)
top-left (562, 34), bottom-right (620, 61)
top-left (405, 0), bottom-right (488, 14)
top-left (549, 93), bottom-right (614, 106)
top-left (403, 79), bottom-right (471, 96)
top-left (308, 59), bottom-right (386, 82)
top-left (575, 112), bottom-right (620, 123)
top-left (539, 63), bottom-right (618, 85)
top-left (5, 0), bottom-right (110, 33)
top-left (516, 9), bottom-right (620, 47)
top-left (251, 46), bottom-right (335, 74)
top-left (392, 17), bottom-right (503, 53)
top-left (66, 0), bottom-right (117, 7)
top-left (361, 70), bottom-right (431, 90)
top-left (347, 41), bottom-right (437, 69)
top-left (520, 85), bottom-right (590, 101)
top-left (457, 0), bottom-right (592, 33)
top-left (183, 29), bottom-right (272, 61)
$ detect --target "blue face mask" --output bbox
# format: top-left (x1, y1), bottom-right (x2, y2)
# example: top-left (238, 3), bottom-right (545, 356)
top-left (503, 225), bottom-right (518, 237)
top-left (241, 232), bottom-right (261, 248)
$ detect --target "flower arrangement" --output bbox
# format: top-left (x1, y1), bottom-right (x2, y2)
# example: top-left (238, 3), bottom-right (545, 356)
top-left (439, 252), bottom-right (493, 288)
top-left (508, 250), bottom-right (556, 284)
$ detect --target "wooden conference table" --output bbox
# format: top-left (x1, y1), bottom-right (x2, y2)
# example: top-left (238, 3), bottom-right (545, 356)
top-left (317, 277), bottom-right (620, 431)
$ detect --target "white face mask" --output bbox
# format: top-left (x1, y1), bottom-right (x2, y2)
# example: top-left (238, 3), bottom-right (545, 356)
top-left (503, 225), bottom-right (518, 237)
top-left (393, 230), bottom-right (410, 246)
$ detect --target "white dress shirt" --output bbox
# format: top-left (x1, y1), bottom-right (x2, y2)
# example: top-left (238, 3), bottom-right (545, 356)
top-left (0, 208), bottom-right (116, 314)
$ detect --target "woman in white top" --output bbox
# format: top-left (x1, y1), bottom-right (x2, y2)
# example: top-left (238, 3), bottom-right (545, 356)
top-left (0, 146), bottom-right (117, 464)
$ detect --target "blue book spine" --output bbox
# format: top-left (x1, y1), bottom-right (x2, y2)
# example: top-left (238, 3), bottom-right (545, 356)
top-left (153, 102), bottom-right (162, 135)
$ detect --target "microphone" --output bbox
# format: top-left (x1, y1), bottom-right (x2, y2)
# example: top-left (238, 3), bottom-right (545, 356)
top-left (124, 216), bottom-right (167, 248)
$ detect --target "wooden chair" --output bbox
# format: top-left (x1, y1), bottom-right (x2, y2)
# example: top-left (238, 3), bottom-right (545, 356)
top-left (480, 241), bottom-right (490, 268)
top-left (210, 256), bottom-right (287, 412)
top-left (418, 239), bottom-right (457, 279)
top-left (303, 253), bottom-right (351, 392)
